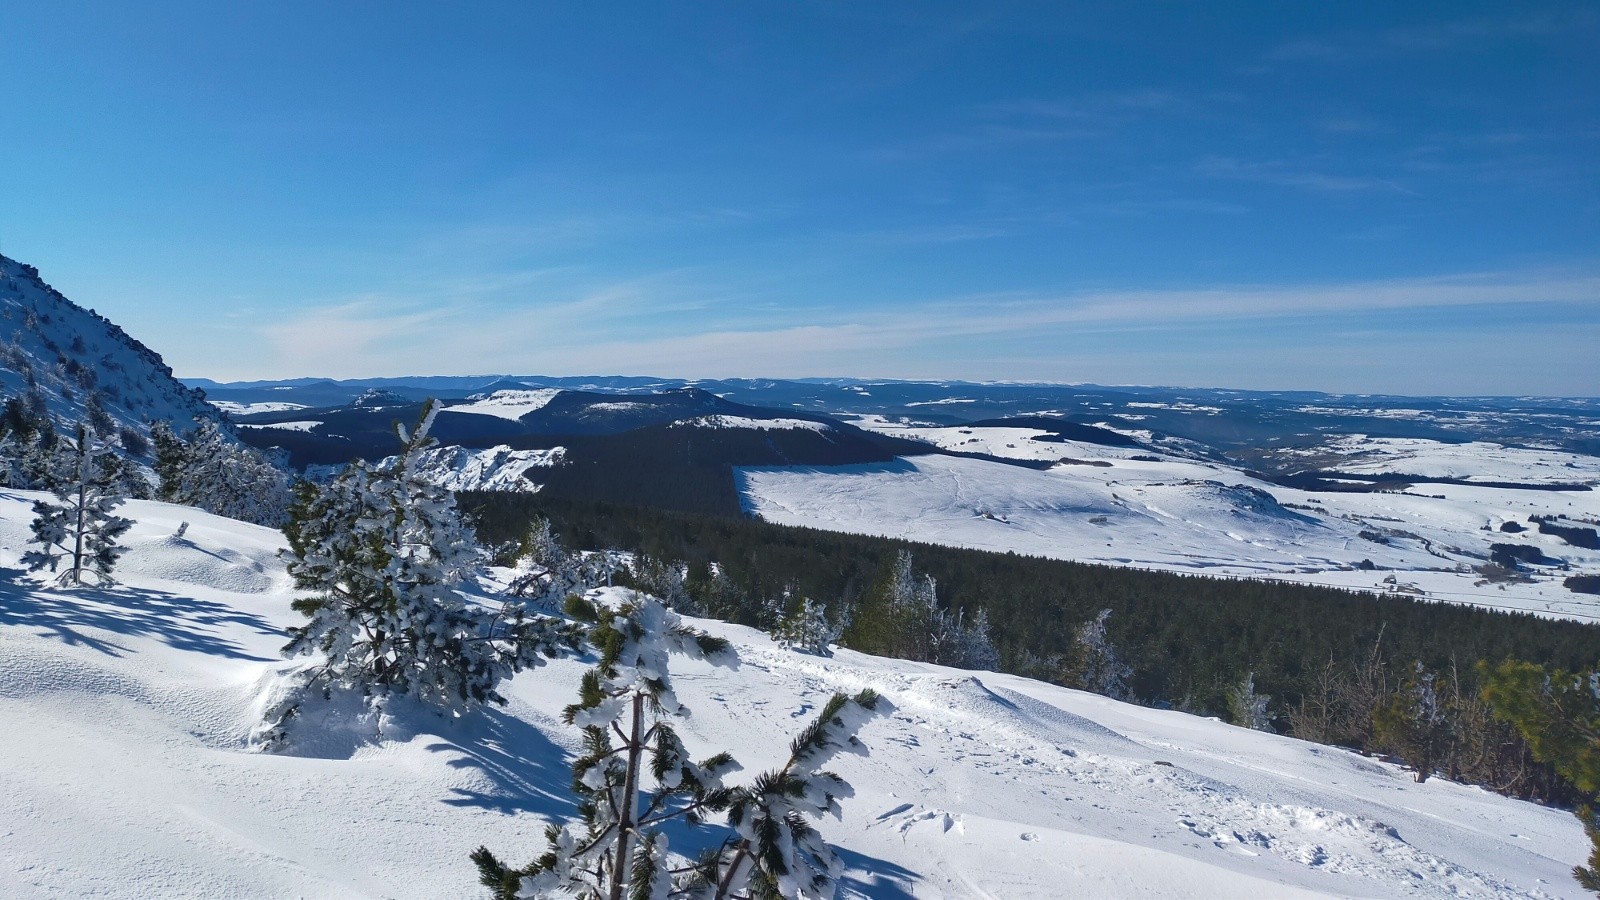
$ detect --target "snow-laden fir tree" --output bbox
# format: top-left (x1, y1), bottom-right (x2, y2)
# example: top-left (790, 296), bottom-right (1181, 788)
top-left (1227, 670), bottom-right (1273, 732)
top-left (772, 598), bottom-right (841, 656)
top-left (936, 606), bottom-right (1000, 672)
top-left (21, 422), bottom-right (133, 587)
top-left (1063, 608), bottom-right (1133, 700)
top-left (151, 417), bottom-right (292, 526)
top-left (842, 550), bottom-right (999, 670)
top-left (1373, 661), bottom-right (1452, 783)
top-left (473, 592), bottom-right (890, 900)
top-left (678, 689), bottom-right (889, 900)
top-left (264, 400), bottom-right (578, 745)
top-left (632, 554), bottom-right (697, 614)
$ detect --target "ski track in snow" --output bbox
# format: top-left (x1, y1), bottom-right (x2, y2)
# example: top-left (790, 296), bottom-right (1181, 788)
top-left (0, 491), bottom-right (1589, 898)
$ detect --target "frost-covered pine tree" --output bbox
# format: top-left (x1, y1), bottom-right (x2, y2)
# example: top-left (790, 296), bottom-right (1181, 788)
top-left (1227, 670), bottom-right (1274, 732)
top-left (680, 689), bottom-right (889, 900)
top-left (937, 607), bottom-right (1001, 671)
top-left (265, 400), bottom-right (577, 745)
top-left (21, 422), bottom-right (133, 587)
top-left (1374, 661), bottom-right (1452, 783)
top-left (508, 546), bottom-right (623, 611)
top-left (474, 593), bottom-right (890, 900)
top-left (523, 515), bottom-right (563, 568)
top-left (474, 592), bottom-right (742, 900)
top-left (148, 419), bottom-right (189, 503)
top-left (844, 550), bottom-right (942, 661)
top-left (152, 417), bottom-right (292, 526)
top-left (773, 597), bottom-right (841, 656)
top-left (1063, 608), bottom-right (1133, 700)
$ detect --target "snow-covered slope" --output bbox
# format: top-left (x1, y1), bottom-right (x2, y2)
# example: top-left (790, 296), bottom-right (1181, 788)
top-left (442, 388), bottom-right (563, 422)
top-left (738, 428), bottom-right (1600, 622)
top-left (0, 492), bottom-right (1589, 898)
top-left (0, 255), bottom-right (221, 436)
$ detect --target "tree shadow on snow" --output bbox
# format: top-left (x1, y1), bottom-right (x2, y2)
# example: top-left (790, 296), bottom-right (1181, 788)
top-left (835, 846), bottom-right (920, 900)
top-left (430, 706), bottom-right (580, 820)
top-left (424, 707), bottom-right (921, 895)
top-left (0, 567), bottom-right (281, 661)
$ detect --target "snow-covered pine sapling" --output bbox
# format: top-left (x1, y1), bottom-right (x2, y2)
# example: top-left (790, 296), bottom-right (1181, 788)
top-left (474, 592), bottom-right (891, 900)
top-left (266, 399), bottom-right (580, 745)
top-left (1373, 661), bottom-right (1452, 784)
top-left (153, 416), bottom-right (293, 526)
top-left (772, 598), bottom-right (840, 657)
top-left (1226, 670), bottom-right (1274, 732)
top-left (473, 591), bottom-right (742, 900)
top-left (21, 422), bottom-right (133, 587)
top-left (677, 689), bottom-right (891, 900)
top-left (1063, 608), bottom-right (1133, 700)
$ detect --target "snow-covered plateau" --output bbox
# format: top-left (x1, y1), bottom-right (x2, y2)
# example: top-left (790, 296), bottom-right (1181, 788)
top-left (740, 424), bottom-right (1600, 623)
top-left (0, 491), bottom-right (1590, 898)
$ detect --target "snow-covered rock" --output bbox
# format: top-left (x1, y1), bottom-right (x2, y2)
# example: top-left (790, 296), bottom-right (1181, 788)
top-left (375, 444), bottom-right (565, 492)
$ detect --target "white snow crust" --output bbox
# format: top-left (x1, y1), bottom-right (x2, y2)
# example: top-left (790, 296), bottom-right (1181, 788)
top-left (441, 389), bottom-right (562, 421)
top-left (677, 415), bottom-right (832, 432)
top-left (738, 431), bottom-right (1600, 623)
top-left (235, 420), bottom-right (321, 432)
top-left (209, 401), bottom-right (310, 416)
top-left (0, 491), bottom-right (1590, 898)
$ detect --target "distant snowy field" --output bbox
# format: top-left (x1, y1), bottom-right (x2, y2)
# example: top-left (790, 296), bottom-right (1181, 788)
top-left (211, 401), bottom-right (310, 416)
top-left (442, 389), bottom-right (562, 421)
top-left (0, 491), bottom-right (1590, 898)
top-left (741, 425), bottom-right (1600, 623)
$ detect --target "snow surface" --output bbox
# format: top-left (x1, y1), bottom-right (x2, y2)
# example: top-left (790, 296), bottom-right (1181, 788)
top-left (677, 415), bottom-right (833, 432)
top-left (0, 492), bottom-right (1590, 898)
top-left (738, 432), bottom-right (1600, 623)
top-left (210, 401), bottom-right (310, 416)
top-left (235, 420), bottom-right (321, 433)
top-left (1282, 436), bottom-right (1600, 485)
top-left (442, 389), bottom-right (562, 421)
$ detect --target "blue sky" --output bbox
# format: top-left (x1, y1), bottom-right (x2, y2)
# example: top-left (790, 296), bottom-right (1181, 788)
top-left (2, 1), bottom-right (1596, 394)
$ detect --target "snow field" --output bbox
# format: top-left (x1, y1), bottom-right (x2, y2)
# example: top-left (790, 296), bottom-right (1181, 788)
top-left (736, 431), bottom-right (1600, 622)
top-left (442, 389), bottom-right (563, 421)
top-left (0, 491), bottom-right (1591, 897)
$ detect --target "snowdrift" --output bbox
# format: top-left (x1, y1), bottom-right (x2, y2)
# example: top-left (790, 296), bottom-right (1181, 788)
top-left (0, 492), bottom-right (1589, 898)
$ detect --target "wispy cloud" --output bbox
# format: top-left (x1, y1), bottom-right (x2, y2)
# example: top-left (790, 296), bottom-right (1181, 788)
top-left (237, 268), bottom-right (1599, 381)
top-left (1196, 156), bottom-right (1416, 195)
top-left (1267, 9), bottom-right (1593, 63)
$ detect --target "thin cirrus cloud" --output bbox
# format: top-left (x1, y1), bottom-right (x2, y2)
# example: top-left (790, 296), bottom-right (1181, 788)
top-left (242, 268), bottom-right (1599, 381)
top-left (1195, 157), bottom-right (1417, 195)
